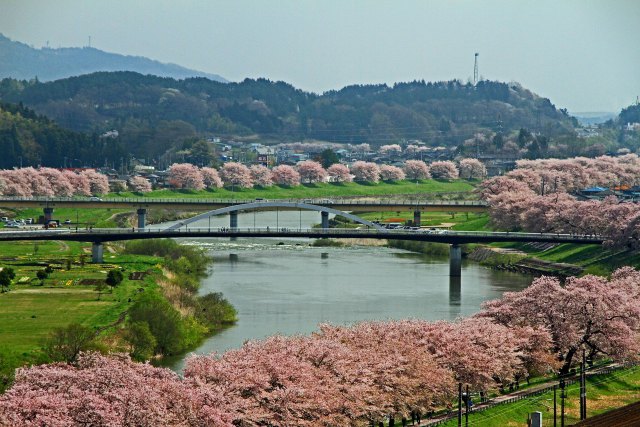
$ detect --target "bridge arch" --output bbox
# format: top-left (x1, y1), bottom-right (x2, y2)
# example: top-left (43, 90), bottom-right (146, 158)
top-left (164, 201), bottom-right (386, 231)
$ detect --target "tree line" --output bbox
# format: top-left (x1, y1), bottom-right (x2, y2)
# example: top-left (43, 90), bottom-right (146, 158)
top-left (0, 72), bottom-right (577, 156)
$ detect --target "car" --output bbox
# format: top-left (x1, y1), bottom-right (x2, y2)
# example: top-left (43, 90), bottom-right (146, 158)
top-left (89, 196), bottom-right (102, 202)
top-left (64, 219), bottom-right (72, 224)
top-left (5, 223), bottom-right (20, 228)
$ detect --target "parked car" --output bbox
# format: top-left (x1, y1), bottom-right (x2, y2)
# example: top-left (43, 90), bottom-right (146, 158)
top-left (64, 219), bottom-right (72, 224)
top-left (89, 196), bottom-right (102, 201)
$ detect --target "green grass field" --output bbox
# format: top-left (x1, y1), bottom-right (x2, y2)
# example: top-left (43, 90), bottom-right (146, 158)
top-left (107, 179), bottom-right (476, 200)
top-left (0, 240), bottom-right (162, 383)
top-left (438, 366), bottom-right (640, 426)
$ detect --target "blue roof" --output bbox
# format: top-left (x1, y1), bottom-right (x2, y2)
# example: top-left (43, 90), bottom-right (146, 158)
top-left (583, 186), bottom-right (607, 192)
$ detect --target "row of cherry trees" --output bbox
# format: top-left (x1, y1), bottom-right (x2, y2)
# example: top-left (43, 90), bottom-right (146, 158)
top-left (169, 159), bottom-right (486, 190)
top-left (0, 168), bottom-right (111, 197)
top-left (480, 154), bottom-right (640, 247)
top-left (4, 267), bottom-right (639, 425)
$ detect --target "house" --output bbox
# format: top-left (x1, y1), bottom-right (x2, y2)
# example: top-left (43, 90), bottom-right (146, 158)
top-left (255, 147), bottom-right (275, 166)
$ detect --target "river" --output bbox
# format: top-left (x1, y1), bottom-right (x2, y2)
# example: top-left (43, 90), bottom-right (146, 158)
top-left (165, 210), bottom-right (533, 371)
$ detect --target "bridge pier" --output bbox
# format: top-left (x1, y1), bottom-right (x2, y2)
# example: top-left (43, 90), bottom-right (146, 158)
top-left (91, 242), bottom-right (104, 263)
top-left (136, 208), bottom-right (146, 230)
top-left (413, 210), bottom-right (421, 227)
top-left (43, 207), bottom-right (54, 223)
top-left (229, 211), bottom-right (238, 240)
top-left (449, 244), bottom-right (462, 277)
top-left (321, 211), bottom-right (329, 230)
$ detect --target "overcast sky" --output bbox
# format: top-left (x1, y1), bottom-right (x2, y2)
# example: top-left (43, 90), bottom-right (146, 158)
top-left (1, 0), bottom-right (638, 113)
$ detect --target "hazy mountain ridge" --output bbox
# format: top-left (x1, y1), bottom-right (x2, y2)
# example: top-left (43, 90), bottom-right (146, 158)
top-left (0, 34), bottom-right (227, 83)
top-left (0, 71), bottom-right (577, 155)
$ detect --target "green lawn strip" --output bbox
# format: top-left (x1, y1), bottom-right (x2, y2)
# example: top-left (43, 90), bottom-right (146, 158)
top-left (10, 207), bottom-right (128, 228)
top-left (0, 240), bottom-right (163, 382)
top-left (106, 179), bottom-right (476, 200)
top-left (437, 366), bottom-right (640, 426)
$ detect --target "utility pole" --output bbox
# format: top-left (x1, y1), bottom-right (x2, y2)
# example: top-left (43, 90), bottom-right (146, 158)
top-left (553, 385), bottom-right (557, 427)
top-left (458, 382), bottom-right (462, 427)
top-left (465, 384), bottom-right (470, 427)
top-left (560, 378), bottom-right (566, 427)
top-left (580, 348), bottom-right (587, 420)
top-left (473, 53), bottom-right (479, 86)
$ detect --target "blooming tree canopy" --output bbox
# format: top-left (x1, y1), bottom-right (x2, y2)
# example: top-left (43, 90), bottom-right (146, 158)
top-left (249, 164), bottom-right (273, 187)
top-left (458, 158), bottom-right (487, 180)
top-left (220, 162), bottom-right (253, 189)
top-left (379, 164), bottom-right (406, 181)
top-left (429, 161), bottom-right (459, 179)
top-left (351, 161), bottom-right (380, 182)
top-left (297, 160), bottom-right (327, 183)
top-left (129, 176), bottom-right (153, 193)
top-left (326, 163), bottom-right (353, 183)
top-left (271, 165), bottom-right (301, 186)
top-left (168, 163), bottom-right (205, 190)
top-left (403, 160), bottom-right (430, 180)
top-left (200, 167), bottom-right (224, 189)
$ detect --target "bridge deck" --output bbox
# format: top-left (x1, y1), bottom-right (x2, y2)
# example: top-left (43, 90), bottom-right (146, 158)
top-left (0, 197), bottom-right (487, 212)
top-left (0, 227), bottom-right (604, 245)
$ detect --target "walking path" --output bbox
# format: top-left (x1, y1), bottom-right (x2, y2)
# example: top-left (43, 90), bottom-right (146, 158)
top-left (418, 363), bottom-right (623, 426)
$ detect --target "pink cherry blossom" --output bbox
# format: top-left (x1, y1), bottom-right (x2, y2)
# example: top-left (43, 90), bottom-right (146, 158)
top-left (403, 160), bottom-right (430, 180)
top-left (271, 165), bottom-right (301, 186)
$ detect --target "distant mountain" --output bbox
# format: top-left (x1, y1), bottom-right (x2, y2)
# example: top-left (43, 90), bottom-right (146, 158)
top-left (0, 33), bottom-right (227, 83)
top-left (0, 72), bottom-right (578, 161)
top-left (571, 112), bottom-right (617, 126)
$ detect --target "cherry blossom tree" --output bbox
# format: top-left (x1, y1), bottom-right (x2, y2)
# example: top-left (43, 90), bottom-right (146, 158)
top-left (430, 161), bottom-right (459, 179)
top-left (297, 160), bottom-right (327, 184)
top-left (220, 162), bottom-right (253, 189)
top-left (479, 268), bottom-right (640, 375)
top-left (403, 160), bottom-right (430, 181)
top-left (0, 170), bottom-right (32, 196)
top-left (458, 158), bottom-right (487, 180)
top-left (200, 167), bottom-right (223, 189)
top-left (129, 176), bottom-right (153, 193)
top-left (351, 161), bottom-right (380, 182)
top-left (379, 164), bottom-right (406, 181)
top-left (271, 165), bottom-right (301, 186)
top-left (38, 168), bottom-right (75, 197)
top-left (20, 167), bottom-right (54, 197)
top-left (168, 163), bottom-right (205, 190)
top-left (326, 163), bottom-right (353, 183)
top-left (62, 170), bottom-right (92, 196)
top-left (379, 144), bottom-right (402, 157)
top-left (249, 164), bottom-right (273, 187)
top-left (0, 352), bottom-right (233, 427)
top-left (80, 169), bottom-right (110, 195)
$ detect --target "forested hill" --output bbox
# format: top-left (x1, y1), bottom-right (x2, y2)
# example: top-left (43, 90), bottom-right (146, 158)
top-left (0, 72), bottom-right (577, 158)
top-left (0, 102), bottom-right (125, 168)
top-left (0, 34), bottom-right (226, 83)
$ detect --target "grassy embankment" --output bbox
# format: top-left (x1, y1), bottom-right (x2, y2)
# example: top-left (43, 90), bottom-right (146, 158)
top-left (438, 365), bottom-right (640, 427)
top-left (105, 179), bottom-right (476, 200)
top-left (0, 237), bottom-right (236, 392)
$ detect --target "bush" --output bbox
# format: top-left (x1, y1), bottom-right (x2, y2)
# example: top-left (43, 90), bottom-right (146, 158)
top-left (195, 292), bottom-right (237, 328)
top-left (42, 323), bottom-right (97, 363)
top-left (127, 292), bottom-right (186, 356)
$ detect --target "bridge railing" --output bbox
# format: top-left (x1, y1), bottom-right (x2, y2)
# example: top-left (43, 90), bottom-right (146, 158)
top-left (0, 227), bottom-right (604, 243)
top-left (0, 196), bottom-right (487, 207)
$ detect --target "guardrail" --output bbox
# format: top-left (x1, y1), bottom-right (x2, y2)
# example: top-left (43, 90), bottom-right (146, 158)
top-left (0, 196), bottom-right (487, 207)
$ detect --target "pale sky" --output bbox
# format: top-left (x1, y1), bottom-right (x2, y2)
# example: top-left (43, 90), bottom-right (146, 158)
top-left (1, 0), bottom-right (639, 113)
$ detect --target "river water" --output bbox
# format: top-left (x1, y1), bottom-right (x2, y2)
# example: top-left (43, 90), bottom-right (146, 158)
top-left (166, 211), bottom-right (533, 371)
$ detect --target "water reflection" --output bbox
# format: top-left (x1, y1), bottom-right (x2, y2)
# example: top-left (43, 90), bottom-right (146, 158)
top-left (449, 276), bottom-right (461, 306)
